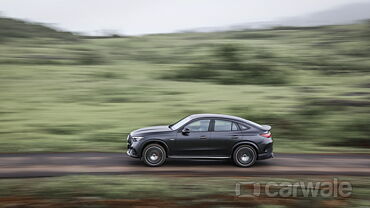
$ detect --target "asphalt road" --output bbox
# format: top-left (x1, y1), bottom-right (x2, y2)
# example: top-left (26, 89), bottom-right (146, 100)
top-left (0, 153), bottom-right (369, 178)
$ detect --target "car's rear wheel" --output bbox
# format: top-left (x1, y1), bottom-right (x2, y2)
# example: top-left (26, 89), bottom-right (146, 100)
top-left (142, 144), bottom-right (166, 167)
top-left (233, 145), bottom-right (257, 167)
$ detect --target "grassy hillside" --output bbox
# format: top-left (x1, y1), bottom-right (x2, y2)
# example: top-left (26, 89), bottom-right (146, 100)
top-left (0, 19), bottom-right (369, 153)
top-left (0, 17), bottom-right (78, 41)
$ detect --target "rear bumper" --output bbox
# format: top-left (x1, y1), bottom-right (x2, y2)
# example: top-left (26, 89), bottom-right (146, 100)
top-left (257, 141), bottom-right (273, 160)
top-left (258, 152), bottom-right (274, 160)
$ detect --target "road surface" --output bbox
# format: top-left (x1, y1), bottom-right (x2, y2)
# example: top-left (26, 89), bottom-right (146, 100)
top-left (0, 153), bottom-right (369, 178)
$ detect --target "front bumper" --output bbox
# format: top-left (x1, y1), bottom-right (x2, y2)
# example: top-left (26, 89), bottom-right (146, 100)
top-left (126, 134), bottom-right (140, 158)
top-left (127, 148), bottom-right (139, 158)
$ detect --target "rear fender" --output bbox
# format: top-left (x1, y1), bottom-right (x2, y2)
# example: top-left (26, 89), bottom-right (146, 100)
top-left (232, 141), bottom-right (260, 155)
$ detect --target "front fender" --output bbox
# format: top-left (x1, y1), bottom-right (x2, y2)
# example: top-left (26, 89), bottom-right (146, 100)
top-left (139, 139), bottom-right (170, 157)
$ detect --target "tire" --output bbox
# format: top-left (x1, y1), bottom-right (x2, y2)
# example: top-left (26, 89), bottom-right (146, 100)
top-left (142, 144), bottom-right (166, 167)
top-left (233, 145), bottom-right (257, 167)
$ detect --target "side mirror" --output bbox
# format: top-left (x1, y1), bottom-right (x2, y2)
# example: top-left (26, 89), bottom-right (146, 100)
top-left (182, 128), bottom-right (190, 135)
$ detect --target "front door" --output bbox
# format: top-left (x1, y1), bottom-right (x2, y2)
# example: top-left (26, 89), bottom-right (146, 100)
top-left (174, 119), bottom-right (211, 156)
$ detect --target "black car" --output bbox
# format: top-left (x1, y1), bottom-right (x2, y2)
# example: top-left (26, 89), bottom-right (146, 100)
top-left (126, 114), bottom-right (273, 167)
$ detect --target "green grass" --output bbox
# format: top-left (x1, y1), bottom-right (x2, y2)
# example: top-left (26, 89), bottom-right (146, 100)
top-left (0, 21), bottom-right (369, 153)
top-left (0, 175), bottom-right (369, 207)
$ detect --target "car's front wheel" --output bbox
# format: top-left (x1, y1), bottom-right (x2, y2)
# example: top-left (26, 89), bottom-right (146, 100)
top-left (142, 144), bottom-right (166, 167)
top-left (233, 145), bottom-right (257, 167)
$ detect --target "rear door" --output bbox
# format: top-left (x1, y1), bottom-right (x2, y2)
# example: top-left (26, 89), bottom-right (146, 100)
top-left (208, 119), bottom-right (242, 157)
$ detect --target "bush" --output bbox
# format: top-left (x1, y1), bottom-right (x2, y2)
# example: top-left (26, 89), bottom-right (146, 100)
top-left (162, 45), bottom-right (287, 85)
top-left (331, 117), bottom-right (370, 148)
top-left (78, 51), bottom-right (105, 65)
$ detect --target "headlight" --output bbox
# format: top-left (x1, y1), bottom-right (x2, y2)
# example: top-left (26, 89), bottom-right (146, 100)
top-left (132, 136), bottom-right (144, 142)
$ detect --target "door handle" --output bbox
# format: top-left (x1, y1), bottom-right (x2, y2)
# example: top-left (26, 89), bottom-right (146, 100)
top-left (232, 135), bottom-right (239, 139)
top-left (200, 136), bottom-right (207, 139)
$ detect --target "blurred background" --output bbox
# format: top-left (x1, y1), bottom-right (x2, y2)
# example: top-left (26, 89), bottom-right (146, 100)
top-left (0, 0), bottom-right (369, 207)
top-left (0, 0), bottom-right (369, 153)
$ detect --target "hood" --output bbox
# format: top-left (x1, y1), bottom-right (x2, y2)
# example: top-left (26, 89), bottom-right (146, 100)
top-left (131, 125), bottom-right (172, 135)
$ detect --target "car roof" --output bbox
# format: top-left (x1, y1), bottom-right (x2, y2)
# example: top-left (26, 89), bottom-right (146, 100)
top-left (189, 113), bottom-right (242, 120)
top-left (189, 113), bottom-right (256, 124)
top-left (188, 114), bottom-right (264, 129)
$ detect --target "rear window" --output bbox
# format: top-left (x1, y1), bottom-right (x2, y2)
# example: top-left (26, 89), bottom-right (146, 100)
top-left (231, 123), bottom-right (239, 131)
top-left (214, 120), bottom-right (231, 131)
top-left (238, 124), bottom-right (250, 131)
top-left (214, 120), bottom-right (239, 131)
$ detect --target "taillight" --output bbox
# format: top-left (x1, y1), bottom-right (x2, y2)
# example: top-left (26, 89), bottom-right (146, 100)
top-left (260, 132), bottom-right (272, 138)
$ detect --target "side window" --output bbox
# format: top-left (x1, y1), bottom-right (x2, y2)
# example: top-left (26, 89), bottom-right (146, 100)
top-left (232, 123), bottom-right (239, 131)
top-left (185, 120), bottom-right (210, 132)
top-left (214, 120), bottom-right (233, 131)
top-left (239, 124), bottom-right (250, 131)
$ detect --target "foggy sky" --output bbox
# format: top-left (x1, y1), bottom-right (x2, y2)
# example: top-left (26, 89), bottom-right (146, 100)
top-left (0, 0), bottom-right (369, 35)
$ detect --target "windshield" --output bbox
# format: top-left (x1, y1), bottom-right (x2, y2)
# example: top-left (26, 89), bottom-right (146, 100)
top-left (169, 116), bottom-right (192, 130)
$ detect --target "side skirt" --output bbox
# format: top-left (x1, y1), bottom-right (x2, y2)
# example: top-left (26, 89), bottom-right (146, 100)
top-left (168, 156), bottom-right (230, 159)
